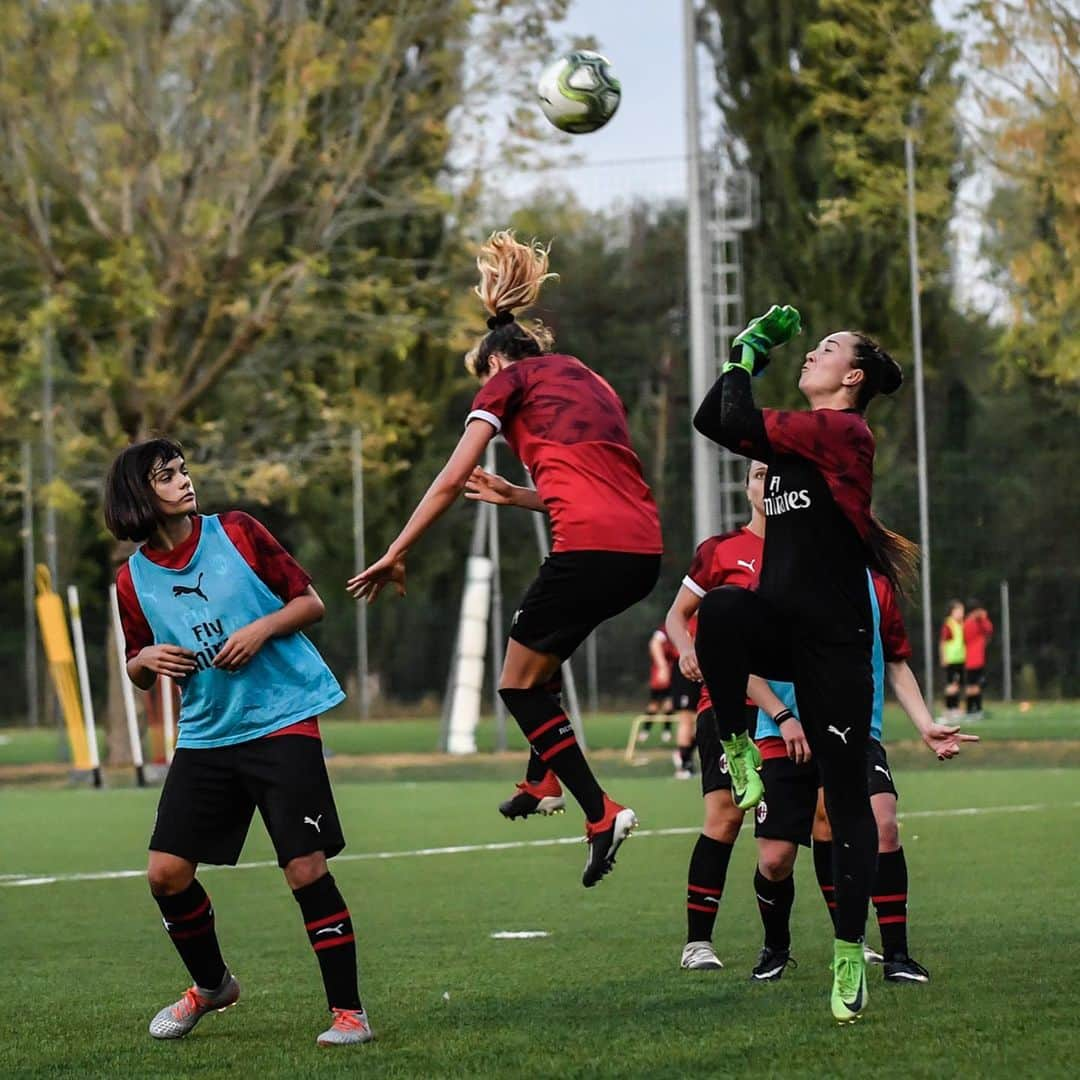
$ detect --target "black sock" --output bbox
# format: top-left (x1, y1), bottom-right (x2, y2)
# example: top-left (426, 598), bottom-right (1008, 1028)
top-left (500, 687), bottom-right (605, 821)
top-left (662, 719), bottom-right (673, 734)
top-left (686, 834), bottom-right (733, 942)
top-left (945, 691), bottom-right (959, 710)
top-left (974, 690), bottom-right (983, 712)
top-left (873, 848), bottom-right (910, 959)
top-left (154, 879), bottom-right (227, 991)
top-left (754, 868), bottom-right (795, 951)
top-left (525, 748), bottom-right (548, 783)
top-left (812, 839), bottom-right (838, 931)
top-left (642, 719), bottom-right (654, 732)
top-left (832, 816), bottom-right (878, 943)
top-left (293, 873), bottom-right (362, 1011)
top-left (679, 742), bottom-right (696, 769)
top-left (966, 694), bottom-right (978, 714)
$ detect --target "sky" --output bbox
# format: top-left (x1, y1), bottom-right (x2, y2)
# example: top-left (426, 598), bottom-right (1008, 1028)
top-left (494, 0), bottom-right (992, 311)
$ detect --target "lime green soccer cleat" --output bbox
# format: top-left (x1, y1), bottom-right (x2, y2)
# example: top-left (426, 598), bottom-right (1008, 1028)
top-left (831, 940), bottom-right (868, 1024)
top-left (719, 732), bottom-right (763, 810)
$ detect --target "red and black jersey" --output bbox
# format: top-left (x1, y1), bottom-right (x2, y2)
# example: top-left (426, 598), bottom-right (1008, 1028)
top-left (963, 611), bottom-right (994, 669)
top-left (467, 354), bottom-right (663, 555)
top-left (681, 527), bottom-right (764, 713)
top-left (694, 369), bottom-right (878, 643)
top-left (115, 512), bottom-right (318, 738)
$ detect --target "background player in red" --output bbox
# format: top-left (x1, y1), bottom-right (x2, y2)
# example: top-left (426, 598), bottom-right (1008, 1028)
top-left (692, 304), bottom-right (914, 1021)
top-left (107, 439), bottom-right (371, 1049)
top-left (665, 460), bottom-right (767, 971)
top-left (963, 600), bottom-right (994, 719)
top-left (639, 625), bottom-right (676, 746)
top-left (350, 230), bottom-right (663, 888)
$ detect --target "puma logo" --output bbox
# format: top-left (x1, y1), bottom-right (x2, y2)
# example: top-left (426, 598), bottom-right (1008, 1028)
top-left (702, 896), bottom-right (720, 905)
top-left (172, 572), bottom-right (207, 602)
top-left (315, 923), bottom-right (346, 936)
top-left (827, 725), bottom-right (851, 745)
top-left (304, 814), bottom-right (323, 833)
top-left (874, 764), bottom-right (892, 781)
top-left (756, 894), bottom-right (776, 906)
top-left (736, 558), bottom-right (757, 573)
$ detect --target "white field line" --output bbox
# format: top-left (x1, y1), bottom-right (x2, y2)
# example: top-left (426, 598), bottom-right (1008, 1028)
top-left (3, 800), bottom-right (1079, 890)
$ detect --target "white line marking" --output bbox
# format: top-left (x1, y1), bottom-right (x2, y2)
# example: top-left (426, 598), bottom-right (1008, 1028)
top-left (4, 800), bottom-right (1078, 889)
top-left (490, 931), bottom-right (550, 939)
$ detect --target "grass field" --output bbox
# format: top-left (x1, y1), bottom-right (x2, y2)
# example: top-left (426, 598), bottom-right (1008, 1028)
top-left (1, 699), bottom-right (1077, 771)
top-left (2, 764), bottom-right (1078, 1078)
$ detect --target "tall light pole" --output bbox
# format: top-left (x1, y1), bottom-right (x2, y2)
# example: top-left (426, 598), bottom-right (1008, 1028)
top-left (683, 0), bottom-right (720, 542)
top-left (351, 428), bottom-right (369, 719)
top-left (905, 133), bottom-right (934, 697)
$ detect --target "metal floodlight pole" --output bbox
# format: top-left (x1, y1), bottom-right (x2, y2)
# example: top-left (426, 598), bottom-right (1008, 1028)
top-left (486, 442), bottom-right (507, 752)
top-left (684, 0), bottom-right (719, 543)
top-left (351, 428), bottom-right (369, 719)
top-left (21, 442), bottom-right (40, 727)
top-left (1000, 579), bottom-right (1012, 702)
top-left (905, 134), bottom-right (934, 697)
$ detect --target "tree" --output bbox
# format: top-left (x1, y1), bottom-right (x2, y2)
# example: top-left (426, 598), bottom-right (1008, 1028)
top-left (964, 0), bottom-right (1080, 400)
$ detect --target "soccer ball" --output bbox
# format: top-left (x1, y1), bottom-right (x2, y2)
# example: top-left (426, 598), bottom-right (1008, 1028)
top-left (536, 50), bottom-right (621, 135)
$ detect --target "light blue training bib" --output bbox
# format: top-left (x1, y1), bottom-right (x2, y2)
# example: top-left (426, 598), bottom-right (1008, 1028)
top-left (127, 514), bottom-right (345, 749)
top-left (755, 570), bottom-right (885, 742)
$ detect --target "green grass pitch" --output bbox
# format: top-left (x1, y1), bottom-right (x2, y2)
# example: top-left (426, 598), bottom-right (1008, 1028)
top-left (2, 766), bottom-right (1077, 1078)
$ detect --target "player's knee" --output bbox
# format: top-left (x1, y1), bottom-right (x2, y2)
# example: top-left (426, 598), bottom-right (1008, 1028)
top-left (147, 857), bottom-right (194, 897)
top-left (703, 800), bottom-right (743, 843)
top-left (757, 846), bottom-right (796, 880)
top-left (876, 819), bottom-right (901, 851)
top-left (284, 851), bottom-right (328, 890)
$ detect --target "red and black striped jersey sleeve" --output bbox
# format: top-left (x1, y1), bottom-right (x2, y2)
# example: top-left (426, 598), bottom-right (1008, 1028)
top-left (219, 511), bottom-right (312, 603)
top-left (872, 572), bottom-right (912, 662)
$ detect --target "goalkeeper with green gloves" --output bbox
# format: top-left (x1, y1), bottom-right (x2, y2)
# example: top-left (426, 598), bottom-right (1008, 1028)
top-left (691, 306), bottom-right (912, 1024)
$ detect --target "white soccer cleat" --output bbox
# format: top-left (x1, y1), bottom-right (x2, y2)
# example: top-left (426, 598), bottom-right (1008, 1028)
top-left (148, 973), bottom-right (240, 1039)
top-left (681, 941), bottom-right (723, 970)
top-left (317, 1007), bottom-right (375, 1046)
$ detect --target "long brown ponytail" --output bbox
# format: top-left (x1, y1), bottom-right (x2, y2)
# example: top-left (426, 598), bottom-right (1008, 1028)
top-left (866, 513), bottom-right (920, 596)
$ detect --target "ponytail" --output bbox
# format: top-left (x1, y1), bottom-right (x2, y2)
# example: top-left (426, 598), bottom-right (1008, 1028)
top-left (465, 230), bottom-right (558, 378)
top-left (866, 513), bottom-right (919, 596)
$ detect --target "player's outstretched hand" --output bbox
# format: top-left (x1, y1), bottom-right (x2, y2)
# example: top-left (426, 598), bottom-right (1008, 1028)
top-left (679, 648), bottom-right (702, 683)
top-left (779, 716), bottom-right (812, 765)
top-left (137, 644), bottom-right (197, 679)
top-left (347, 553), bottom-right (407, 604)
top-left (464, 467), bottom-right (516, 506)
top-left (921, 721), bottom-right (980, 760)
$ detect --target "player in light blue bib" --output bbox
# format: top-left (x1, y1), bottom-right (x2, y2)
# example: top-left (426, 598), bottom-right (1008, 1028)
top-left (106, 438), bottom-right (373, 1049)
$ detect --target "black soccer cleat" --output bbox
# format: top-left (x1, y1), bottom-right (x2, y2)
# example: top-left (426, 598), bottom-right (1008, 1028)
top-left (883, 955), bottom-right (930, 983)
top-left (498, 775), bottom-right (566, 820)
top-left (751, 946), bottom-right (796, 982)
top-left (582, 795), bottom-right (638, 888)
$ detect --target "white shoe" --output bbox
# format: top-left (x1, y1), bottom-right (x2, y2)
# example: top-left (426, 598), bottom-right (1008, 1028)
top-left (660, 729), bottom-right (673, 743)
top-left (674, 768), bottom-right (693, 780)
top-left (149, 973), bottom-right (240, 1039)
top-left (681, 941), bottom-right (723, 970)
top-left (317, 1007), bottom-right (375, 1046)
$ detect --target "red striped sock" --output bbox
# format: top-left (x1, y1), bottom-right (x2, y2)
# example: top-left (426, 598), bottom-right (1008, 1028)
top-left (812, 839), bottom-right (838, 931)
top-left (873, 848), bottom-right (910, 959)
top-left (154, 879), bottom-right (227, 990)
top-left (294, 873), bottom-right (361, 1011)
top-left (686, 835), bottom-right (733, 942)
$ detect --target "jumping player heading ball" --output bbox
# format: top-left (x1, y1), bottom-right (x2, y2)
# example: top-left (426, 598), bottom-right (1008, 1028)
top-left (349, 231), bottom-right (663, 888)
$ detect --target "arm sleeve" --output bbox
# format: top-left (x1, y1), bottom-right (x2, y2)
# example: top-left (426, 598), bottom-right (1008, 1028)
top-left (682, 537), bottom-right (721, 597)
top-left (692, 368), bottom-right (771, 459)
top-left (116, 563), bottom-right (155, 661)
top-left (466, 365), bottom-right (525, 433)
top-left (875, 575), bottom-right (913, 662)
top-left (221, 512), bottom-right (312, 602)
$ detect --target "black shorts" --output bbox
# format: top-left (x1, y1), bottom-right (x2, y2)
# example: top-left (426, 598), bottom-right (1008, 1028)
top-left (866, 738), bottom-right (898, 799)
top-left (669, 668), bottom-right (701, 713)
top-left (150, 734), bottom-right (345, 868)
top-left (754, 753), bottom-right (819, 847)
top-left (965, 667), bottom-right (986, 689)
top-left (944, 663), bottom-right (964, 686)
top-left (511, 551), bottom-right (660, 661)
top-left (697, 704), bottom-right (758, 796)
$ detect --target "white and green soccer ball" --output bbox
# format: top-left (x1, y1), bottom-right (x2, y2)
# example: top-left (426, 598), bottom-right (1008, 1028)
top-left (536, 50), bottom-right (621, 135)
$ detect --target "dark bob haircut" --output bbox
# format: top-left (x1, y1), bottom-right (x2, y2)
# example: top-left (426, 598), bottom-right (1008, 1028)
top-left (104, 438), bottom-right (185, 542)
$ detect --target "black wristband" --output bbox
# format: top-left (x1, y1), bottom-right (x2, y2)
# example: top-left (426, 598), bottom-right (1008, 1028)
top-left (772, 708), bottom-right (794, 725)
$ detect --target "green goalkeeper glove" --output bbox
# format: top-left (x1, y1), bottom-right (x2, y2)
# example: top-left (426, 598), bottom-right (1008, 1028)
top-left (723, 304), bottom-right (802, 376)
